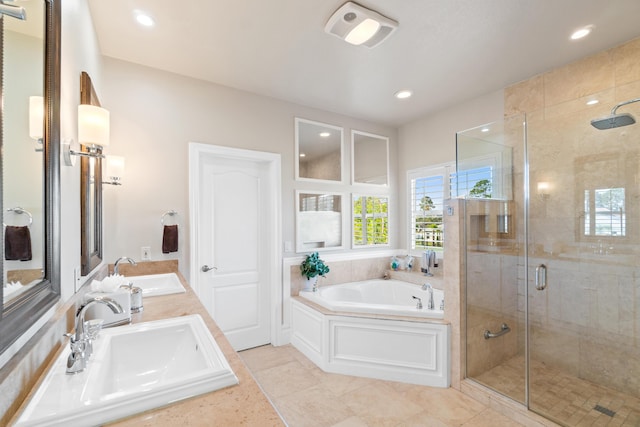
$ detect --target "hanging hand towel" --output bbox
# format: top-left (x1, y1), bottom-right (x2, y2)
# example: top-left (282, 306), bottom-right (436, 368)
top-left (5, 225), bottom-right (32, 261)
top-left (162, 224), bottom-right (178, 253)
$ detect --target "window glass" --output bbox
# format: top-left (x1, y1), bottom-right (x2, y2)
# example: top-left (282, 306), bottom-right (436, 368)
top-left (353, 195), bottom-right (388, 246)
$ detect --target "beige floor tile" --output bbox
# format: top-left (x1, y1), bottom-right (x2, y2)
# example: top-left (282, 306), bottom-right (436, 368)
top-left (277, 385), bottom-right (356, 427)
top-left (395, 410), bottom-right (451, 427)
top-left (341, 382), bottom-right (424, 426)
top-left (460, 408), bottom-right (524, 426)
top-left (239, 344), bottom-right (297, 372)
top-left (330, 416), bottom-right (369, 427)
top-left (252, 360), bottom-right (322, 399)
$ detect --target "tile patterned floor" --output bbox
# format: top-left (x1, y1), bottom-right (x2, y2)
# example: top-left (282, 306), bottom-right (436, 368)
top-left (239, 344), bottom-right (525, 427)
top-left (475, 356), bottom-right (640, 427)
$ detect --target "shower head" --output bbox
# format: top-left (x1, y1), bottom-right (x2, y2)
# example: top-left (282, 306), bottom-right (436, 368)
top-left (591, 97), bottom-right (640, 130)
top-left (0, 1), bottom-right (26, 20)
top-left (590, 113), bottom-right (636, 130)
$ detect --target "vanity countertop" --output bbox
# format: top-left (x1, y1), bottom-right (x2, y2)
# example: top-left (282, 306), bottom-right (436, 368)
top-left (10, 263), bottom-right (285, 427)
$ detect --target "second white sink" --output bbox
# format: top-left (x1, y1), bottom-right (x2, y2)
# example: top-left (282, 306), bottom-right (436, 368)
top-left (14, 314), bottom-right (238, 427)
top-left (126, 272), bottom-right (185, 296)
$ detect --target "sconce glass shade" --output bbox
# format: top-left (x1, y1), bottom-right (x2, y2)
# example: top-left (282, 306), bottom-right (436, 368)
top-left (29, 96), bottom-right (44, 140)
top-left (104, 155), bottom-right (125, 185)
top-left (78, 104), bottom-right (110, 147)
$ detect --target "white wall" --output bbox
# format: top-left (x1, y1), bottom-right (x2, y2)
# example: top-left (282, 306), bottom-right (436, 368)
top-left (397, 90), bottom-right (505, 249)
top-left (100, 58), bottom-right (398, 282)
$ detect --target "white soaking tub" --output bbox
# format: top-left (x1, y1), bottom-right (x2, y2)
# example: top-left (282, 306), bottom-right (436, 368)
top-left (292, 279), bottom-right (450, 387)
top-left (299, 279), bottom-right (444, 319)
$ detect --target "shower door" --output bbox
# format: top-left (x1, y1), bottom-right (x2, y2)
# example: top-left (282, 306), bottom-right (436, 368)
top-left (526, 105), bottom-right (640, 425)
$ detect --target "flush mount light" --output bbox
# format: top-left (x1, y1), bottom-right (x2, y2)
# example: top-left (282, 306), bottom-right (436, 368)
top-left (394, 90), bottom-right (412, 99)
top-left (134, 10), bottom-right (155, 27)
top-left (325, 2), bottom-right (398, 48)
top-left (570, 25), bottom-right (593, 40)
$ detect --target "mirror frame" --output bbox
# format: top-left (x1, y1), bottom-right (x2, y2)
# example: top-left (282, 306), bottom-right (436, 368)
top-left (351, 130), bottom-right (390, 186)
top-left (294, 117), bottom-right (344, 183)
top-left (0, 0), bottom-right (61, 354)
top-left (296, 190), bottom-right (345, 253)
top-left (79, 72), bottom-right (103, 276)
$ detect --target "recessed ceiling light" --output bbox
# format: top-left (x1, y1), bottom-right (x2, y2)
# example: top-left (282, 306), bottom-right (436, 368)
top-left (134, 11), bottom-right (155, 27)
top-left (319, 132), bottom-right (331, 138)
top-left (395, 90), bottom-right (412, 99)
top-left (570, 26), bottom-right (593, 40)
top-left (586, 99), bottom-right (599, 106)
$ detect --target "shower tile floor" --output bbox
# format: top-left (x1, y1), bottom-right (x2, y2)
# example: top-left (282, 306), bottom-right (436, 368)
top-left (240, 344), bottom-right (524, 427)
top-left (475, 356), bottom-right (640, 426)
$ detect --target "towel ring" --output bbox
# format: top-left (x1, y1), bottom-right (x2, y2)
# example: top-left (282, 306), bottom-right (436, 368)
top-left (3, 207), bottom-right (33, 228)
top-left (161, 210), bottom-right (178, 225)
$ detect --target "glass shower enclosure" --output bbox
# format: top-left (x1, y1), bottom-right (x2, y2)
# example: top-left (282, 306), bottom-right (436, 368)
top-left (458, 110), bottom-right (640, 426)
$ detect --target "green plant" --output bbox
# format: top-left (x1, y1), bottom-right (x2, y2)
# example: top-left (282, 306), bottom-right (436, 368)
top-left (300, 252), bottom-right (330, 279)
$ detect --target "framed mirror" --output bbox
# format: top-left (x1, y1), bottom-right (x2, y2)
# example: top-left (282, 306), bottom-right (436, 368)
top-left (352, 130), bottom-right (389, 186)
top-left (80, 72), bottom-right (103, 276)
top-left (352, 194), bottom-right (389, 247)
top-left (1, 0), bottom-right (61, 354)
top-left (295, 118), bottom-right (343, 182)
top-left (296, 191), bottom-right (344, 252)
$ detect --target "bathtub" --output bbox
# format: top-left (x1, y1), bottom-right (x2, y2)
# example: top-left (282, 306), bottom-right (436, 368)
top-left (299, 279), bottom-right (444, 319)
top-left (291, 279), bottom-right (450, 387)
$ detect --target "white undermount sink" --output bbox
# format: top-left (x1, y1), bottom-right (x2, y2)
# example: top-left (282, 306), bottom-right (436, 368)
top-left (126, 272), bottom-right (186, 296)
top-left (14, 315), bottom-right (238, 427)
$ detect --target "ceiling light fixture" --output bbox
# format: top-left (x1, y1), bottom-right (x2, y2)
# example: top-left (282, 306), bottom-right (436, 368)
top-left (395, 90), bottom-right (412, 99)
top-left (134, 10), bottom-right (155, 27)
top-left (325, 2), bottom-right (398, 48)
top-left (570, 26), bottom-right (593, 40)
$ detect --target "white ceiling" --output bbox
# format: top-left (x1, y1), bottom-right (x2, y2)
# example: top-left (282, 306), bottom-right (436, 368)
top-left (88, 0), bottom-right (640, 127)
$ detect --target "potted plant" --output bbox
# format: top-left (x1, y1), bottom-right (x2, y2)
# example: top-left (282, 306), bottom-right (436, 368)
top-left (300, 252), bottom-right (330, 291)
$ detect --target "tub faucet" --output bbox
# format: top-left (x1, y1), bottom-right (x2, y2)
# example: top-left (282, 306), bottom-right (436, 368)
top-left (113, 256), bottom-right (137, 275)
top-left (66, 296), bottom-right (123, 374)
top-left (422, 283), bottom-right (435, 310)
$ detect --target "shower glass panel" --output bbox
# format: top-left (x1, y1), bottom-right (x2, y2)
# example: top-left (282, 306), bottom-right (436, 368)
top-left (458, 114), bottom-right (525, 404)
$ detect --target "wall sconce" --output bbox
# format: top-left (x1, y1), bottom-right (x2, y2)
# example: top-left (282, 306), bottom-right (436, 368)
top-left (29, 96), bottom-right (44, 151)
top-left (103, 155), bottom-right (124, 186)
top-left (64, 104), bottom-right (110, 166)
top-left (537, 182), bottom-right (551, 200)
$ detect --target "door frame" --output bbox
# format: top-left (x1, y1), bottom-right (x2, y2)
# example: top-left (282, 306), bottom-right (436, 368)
top-left (188, 142), bottom-right (282, 346)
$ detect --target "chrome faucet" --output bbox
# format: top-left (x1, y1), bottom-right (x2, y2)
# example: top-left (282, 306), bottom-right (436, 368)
top-left (421, 283), bottom-right (435, 310)
top-left (114, 256), bottom-right (137, 275)
top-left (66, 296), bottom-right (123, 374)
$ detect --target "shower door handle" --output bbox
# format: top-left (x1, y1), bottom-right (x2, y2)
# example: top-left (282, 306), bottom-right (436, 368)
top-left (535, 264), bottom-right (547, 290)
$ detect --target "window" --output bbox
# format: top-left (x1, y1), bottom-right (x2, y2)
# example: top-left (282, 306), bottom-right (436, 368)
top-left (352, 195), bottom-right (389, 246)
top-left (408, 165), bottom-right (452, 251)
top-left (583, 187), bottom-right (626, 237)
top-left (408, 162), bottom-right (496, 252)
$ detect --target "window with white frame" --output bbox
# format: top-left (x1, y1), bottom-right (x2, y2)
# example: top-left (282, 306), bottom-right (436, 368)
top-left (408, 160), bottom-right (498, 252)
top-left (352, 195), bottom-right (389, 247)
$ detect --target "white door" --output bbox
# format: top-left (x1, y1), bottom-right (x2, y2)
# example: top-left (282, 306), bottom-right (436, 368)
top-left (190, 145), bottom-right (280, 351)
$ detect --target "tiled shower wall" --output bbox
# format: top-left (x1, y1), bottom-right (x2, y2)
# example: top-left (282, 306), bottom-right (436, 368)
top-left (504, 36), bottom-right (640, 396)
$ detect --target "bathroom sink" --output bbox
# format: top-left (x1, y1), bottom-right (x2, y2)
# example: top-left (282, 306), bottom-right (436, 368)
top-left (14, 315), bottom-right (238, 427)
top-left (126, 272), bottom-right (186, 296)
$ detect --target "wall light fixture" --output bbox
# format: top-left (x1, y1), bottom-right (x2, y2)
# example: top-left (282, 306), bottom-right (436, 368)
top-left (64, 104), bottom-right (110, 166)
top-left (29, 95), bottom-right (44, 151)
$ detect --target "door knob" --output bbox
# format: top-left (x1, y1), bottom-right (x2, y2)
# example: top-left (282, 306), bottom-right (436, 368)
top-left (201, 265), bottom-right (217, 272)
